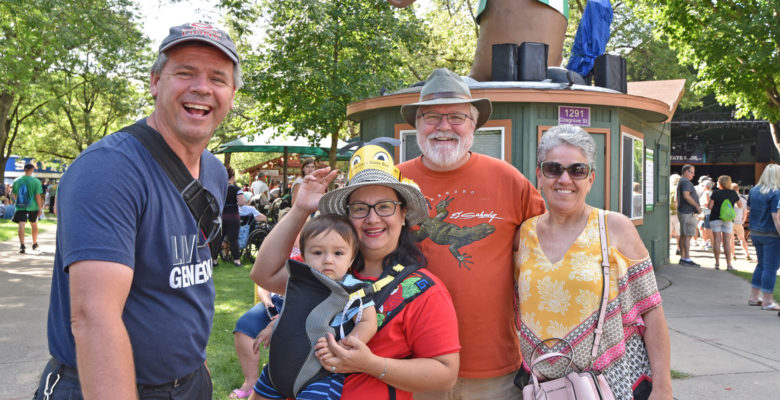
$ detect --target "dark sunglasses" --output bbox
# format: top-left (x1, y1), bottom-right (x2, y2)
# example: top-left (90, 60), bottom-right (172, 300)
top-left (539, 161), bottom-right (592, 180)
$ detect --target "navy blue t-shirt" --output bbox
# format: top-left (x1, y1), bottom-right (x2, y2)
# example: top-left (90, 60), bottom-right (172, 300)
top-left (47, 125), bottom-right (227, 385)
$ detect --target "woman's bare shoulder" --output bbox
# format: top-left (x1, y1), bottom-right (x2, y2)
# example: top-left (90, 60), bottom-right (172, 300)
top-left (605, 211), bottom-right (649, 260)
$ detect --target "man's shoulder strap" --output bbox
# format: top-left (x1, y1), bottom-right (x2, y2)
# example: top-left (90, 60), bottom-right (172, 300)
top-left (121, 122), bottom-right (195, 192)
top-left (121, 122), bottom-right (218, 232)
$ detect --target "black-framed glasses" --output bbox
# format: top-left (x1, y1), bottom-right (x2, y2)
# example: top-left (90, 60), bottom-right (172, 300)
top-left (419, 112), bottom-right (473, 126)
top-left (346, 200), bottom-right (402, 219)
top-left (539, 161), bottom-right (592, 180)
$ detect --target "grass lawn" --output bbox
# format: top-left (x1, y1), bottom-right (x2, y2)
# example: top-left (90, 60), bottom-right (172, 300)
top-left (729, 269), bottom-right (780, 303)
top-left (208, 261), bottom-right (269, 398)
top-left (0, 217), bottom-right (57, 242)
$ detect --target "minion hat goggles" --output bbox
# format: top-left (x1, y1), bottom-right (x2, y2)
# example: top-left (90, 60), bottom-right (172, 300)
top-left (319, 144), bottom-right (427, 225)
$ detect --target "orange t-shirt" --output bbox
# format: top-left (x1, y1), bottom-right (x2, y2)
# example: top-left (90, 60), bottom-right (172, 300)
top-left (398, 153), bottom-right (546, 378)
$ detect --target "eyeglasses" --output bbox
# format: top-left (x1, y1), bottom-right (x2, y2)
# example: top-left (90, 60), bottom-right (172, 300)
top-left (346, 200), bottom-right (402, 219)
top-left (539, 161), bottom-right (592, 180)
top-left (419, 112), bottom-right (473, 126)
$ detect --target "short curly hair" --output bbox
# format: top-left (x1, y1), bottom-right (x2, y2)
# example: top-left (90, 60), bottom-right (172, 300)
top-left (537, 125), bottom-right (597, 170)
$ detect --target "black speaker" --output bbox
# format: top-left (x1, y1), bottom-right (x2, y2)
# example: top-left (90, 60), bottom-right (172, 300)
top-left (755, 129), bottom-right (773, 162)
top-left (592, 54), bottom-right (627, 93)
top-left (518, 42), bottom-right (548, 82)
top-left (491, 43), bottom-right (518, 81)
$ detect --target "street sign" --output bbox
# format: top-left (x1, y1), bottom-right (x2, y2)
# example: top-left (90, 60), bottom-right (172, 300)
top-left (558, 106), bottom-right (590, 126)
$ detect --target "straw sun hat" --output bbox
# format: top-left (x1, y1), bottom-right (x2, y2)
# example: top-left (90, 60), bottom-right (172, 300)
top-left (319, 144), bottom-right (427, 225)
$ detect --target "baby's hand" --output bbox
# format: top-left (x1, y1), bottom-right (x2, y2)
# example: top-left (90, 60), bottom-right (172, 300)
top-left (315, 337), bottom-right (334, 359)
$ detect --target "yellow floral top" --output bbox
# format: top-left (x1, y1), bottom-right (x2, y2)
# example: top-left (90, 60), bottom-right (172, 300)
top-left (514, 209), bottom-right (661, 400)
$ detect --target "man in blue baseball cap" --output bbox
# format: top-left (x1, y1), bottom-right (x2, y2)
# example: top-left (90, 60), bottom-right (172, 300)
top-left (33, 22), bottom-right (241, 400)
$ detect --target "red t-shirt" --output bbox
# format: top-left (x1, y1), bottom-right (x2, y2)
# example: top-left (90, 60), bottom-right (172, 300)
top-left (398, 153), bottom-right (546, 378)
top-left (341, 268), bottom-right (460, 400)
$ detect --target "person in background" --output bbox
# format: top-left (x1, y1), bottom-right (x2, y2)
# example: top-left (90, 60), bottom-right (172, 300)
top-left (49, 181), bottom-right (58, 215)
top-left (397, 68), bottom-right (546, 399)
top-left (2, 196), bottom-right (16, 219)
top-left (677, 165), bottom-right (701, 266)
top-left (515, 125), bottom-right (672, 400)
top-left (697, 178), bottom-right (714, 250)
top-left (669, 173), bottom-right (681, 256)
top-left (12, 163), bottom-right (43, 253)
top-left (730, 182), bottom-right (751, 262)
top-left (41, 179), bottom-right (50, 210)
top-left (746, 164), bottom-right (780, 310)
top-left (0, 196), bottom-right (7, 217)
top-left (219, 166), bottom-right (244, 266)
top-left (33, 22), bottom-right (240, 399)
top-left (251, 172), bottom-right (270, 206)
top-left (707, 175), bottom-right (741, 270)
top-left (291, 157), bottom-right (316, 205)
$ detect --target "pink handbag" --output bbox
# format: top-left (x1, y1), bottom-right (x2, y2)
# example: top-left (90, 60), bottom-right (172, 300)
top-left (522, 340), bottom-right (615, 400)
top-left (522, 210), bottom-right (616, 400)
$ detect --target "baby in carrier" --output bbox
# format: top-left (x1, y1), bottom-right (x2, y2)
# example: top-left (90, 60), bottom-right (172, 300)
top-left (251, 214), bottom-right (377, 400)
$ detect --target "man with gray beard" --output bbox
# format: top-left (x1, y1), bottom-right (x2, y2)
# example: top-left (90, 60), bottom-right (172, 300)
top-left (397, 68), bottom-right (546, 400)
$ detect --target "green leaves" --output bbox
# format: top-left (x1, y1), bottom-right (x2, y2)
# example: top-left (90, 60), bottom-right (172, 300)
top-left (628, 0), bottom-right (780, 127)
top-left (241, 0), bottom-right (428, 165)
top-left (1, 0), bottom-right (151, 173)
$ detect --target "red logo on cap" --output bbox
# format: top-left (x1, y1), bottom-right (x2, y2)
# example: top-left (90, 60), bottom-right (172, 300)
top-left (182, 23), bottom-right (223, 41)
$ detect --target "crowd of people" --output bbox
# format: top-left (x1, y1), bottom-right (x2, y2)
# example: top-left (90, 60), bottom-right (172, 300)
top-left (671, 165), bottom-right (780, 313)
top-left (671, 170), bottom-right (753, 268)
top-left (20, 18), bottom-right (780, 400)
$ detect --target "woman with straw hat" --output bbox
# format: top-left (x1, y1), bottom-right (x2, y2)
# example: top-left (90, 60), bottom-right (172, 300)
top-left (250, 144), bottom-right (460, 399)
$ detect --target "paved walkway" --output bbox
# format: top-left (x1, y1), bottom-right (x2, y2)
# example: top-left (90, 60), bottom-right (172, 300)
top-left (1, 226), bottom-right (778, 399)
top-left (0, 223), bottom-right (57, 400)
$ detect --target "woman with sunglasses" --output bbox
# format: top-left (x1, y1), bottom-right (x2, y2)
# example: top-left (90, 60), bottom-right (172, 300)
top-left (250, 145), bottom-right (459, 399)
top-left (513, 125), bottom-right (672, 399)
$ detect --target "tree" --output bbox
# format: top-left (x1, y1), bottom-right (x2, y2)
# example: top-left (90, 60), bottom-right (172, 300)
top-left (242, 0), bottom-right (427, 166)
top-left (400, 0), bottom-right (479, 79)
top-left (626, 0), bottom-right (780, 153)
top-left (563, 1), bottom-right (701, 109)
top-left (20, 71), bottom-right (148, 161)
top-left (0, 0), bottom-right (149, 181)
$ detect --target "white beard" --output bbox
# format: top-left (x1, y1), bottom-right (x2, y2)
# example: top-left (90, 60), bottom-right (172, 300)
top-left (417, 130), bottom-right (473, 168)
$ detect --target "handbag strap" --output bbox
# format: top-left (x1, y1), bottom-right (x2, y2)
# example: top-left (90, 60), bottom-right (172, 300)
top-left (591, 209), bottom-right (610, 359)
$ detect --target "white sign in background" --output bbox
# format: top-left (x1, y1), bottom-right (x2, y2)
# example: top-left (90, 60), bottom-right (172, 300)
top-left (645, 149), bottom-right (654, 212)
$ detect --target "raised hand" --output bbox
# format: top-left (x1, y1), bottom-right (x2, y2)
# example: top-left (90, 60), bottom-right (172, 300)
top-left (293, 167), bottom-right (339, 214)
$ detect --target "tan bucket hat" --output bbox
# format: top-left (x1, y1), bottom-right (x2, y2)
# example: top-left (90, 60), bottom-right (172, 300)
top-left (400, 68), bottom-right (492, 129)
